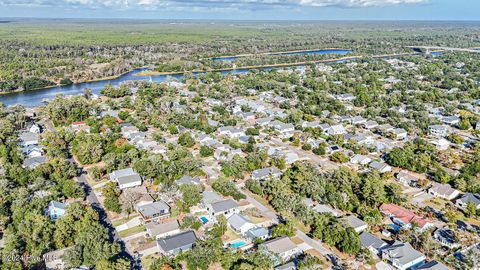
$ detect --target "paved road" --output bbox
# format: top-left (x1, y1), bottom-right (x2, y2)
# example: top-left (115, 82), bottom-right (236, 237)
top-left (295, 230), bottom-right (331, 256)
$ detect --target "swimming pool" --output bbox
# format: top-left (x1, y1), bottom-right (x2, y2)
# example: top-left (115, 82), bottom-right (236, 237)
top-left (230, 241), bottom-right (246, 248)
top-left (200, 216), bottom-right (209, 223)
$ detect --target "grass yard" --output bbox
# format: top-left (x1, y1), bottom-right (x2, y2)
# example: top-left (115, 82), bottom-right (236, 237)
top-left (118, 225), bottom-right (145, 238)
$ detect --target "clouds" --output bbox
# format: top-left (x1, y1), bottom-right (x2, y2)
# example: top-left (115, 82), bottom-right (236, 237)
top-left (0, 0), bottom-right (426, 9)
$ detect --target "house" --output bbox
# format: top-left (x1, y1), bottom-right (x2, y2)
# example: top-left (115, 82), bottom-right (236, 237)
top-left (176, 175), bottom-right (201, 186)
top-left (379, 204), bottom-right (433, 231)
top-left (350, 154), bottom-right (372, 166)
top-left (369, 161), bottom-right (392, 173)
top-left (441, 116), bottom-right (460, 126)
top-left (137, 201), bottom-right (170, 223)
top-left (382, 241), bottom-right (425, 270)
top-left (351, 116), bottom-right (367, 125)
top-left (22, 145), bottom-right (44, 157)
top-left (430, 138), bottom-right (450, 150)
top-left (428, 125), bottom-right (451, 137)
top-left (28, 123), bottom-right (41, 134)
top-left (433, 228), bottom-right (460, 249)
top-left (416, 260), bottom-right (450, 270)
top-left (360, 232), bottom-right (388, 256)
top-left (429, 183), bottom-right (460, 200)
top-left (313, 204), bottom-right (339, 217)
top-left (45, 201), bottom-right (67, 221)
top-left (252, 167), bottom-right (283, 182)
top-left (19, 132), bottom-right (39, 146)
top-left (71, 121), bottom-right (91, 133)
top-left (246, 227), bottom-right (269, 241)
top-left (377, 124), bottom-right (395, 134)
top-left (109, 168), bottom-right (142, 189)
top-left (227, 213), bottom-right (257, 235)
top-left (396, 170), bottom-right (420, 186)
top-left (207, 199), bottom-right (240, 220)
top-left (363, 120), bottom-right (379, 130)
top-left (390, 128), bottom-right (408, 140)
top-left (145, 220), bottom-right (181, 239)
top-left (23, 156), bottom-right (47, 169)
top-left (301, 121), bottom-right (322, 129)
top-left (260, 236), bottom-right (302, 262)
top-left (342, 215), bottom-right (368, 233)
top-left (336, 93), bottom-right (356, 102)
top-left (275, 262), bottom-right (296, 270)
top-left (455, 193), bottom-right (480, 210)
top-left (325, 124), bottom-right (347, 136)
top-left (44, 247), bottom-right (72, 270)
top-left (156, 231), bottom-right (197, 256)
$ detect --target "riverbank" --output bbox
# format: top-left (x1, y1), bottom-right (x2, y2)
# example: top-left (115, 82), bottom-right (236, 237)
top-left (0, 68), bottom-right (145, 96)
top-left (133, 51), bottom-right (420, 77)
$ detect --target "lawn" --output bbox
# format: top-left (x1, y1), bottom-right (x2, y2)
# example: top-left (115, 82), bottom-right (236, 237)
top-left (118, 225), bottom-right (145, 238)
top-left (112, 215), bottom-right (139, 227)
top-left (223, 227), bottom-right (240, 242)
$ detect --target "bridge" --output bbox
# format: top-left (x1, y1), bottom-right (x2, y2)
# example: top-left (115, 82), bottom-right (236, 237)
top-left (406, 46), bottom-right (480, 54)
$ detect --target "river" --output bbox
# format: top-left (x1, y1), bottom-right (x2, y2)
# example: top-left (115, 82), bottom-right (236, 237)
top-left (0, 49), bottom-right (434, 108)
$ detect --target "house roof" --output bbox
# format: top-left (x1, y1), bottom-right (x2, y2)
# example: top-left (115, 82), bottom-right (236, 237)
top-left (202, 191), bottom-right (224, 205)
top-left (380, 204), bottom-right (430, 229)
top-left (343, 215), bottom-right (368, 230)
top-left (313, 204), bottom-right (338, 216)
top-left (382, 241), bottom-right (425, 267)
top-left (458, 193), bottom-right (480, 206)
top-left (261, 236), bottom-right (298, 254)
top-left (360, 232), bottom-right (388, 250)
top-left (429, 183), bottom-right (458, 198)
top-left (227, 213), bottom-right (252, 230)
top-left (157, 231), bottom-right (197, 252)
top-left (138, 201), bottom-right (169, 217)
top-left (211, 199), bottom-right (239, 213)
top-left (369, 161), bottom-right (390, 171)
top-left (176, 176), bottom-right (201, 186)
top-left (23, 156), bottom-right (47, 168)
top-left (252, 167), bottom-right (282, 179)
top-left (146, 220), bottom-right (179, 237)
top-left (246, 227), bottom-right (269, 239)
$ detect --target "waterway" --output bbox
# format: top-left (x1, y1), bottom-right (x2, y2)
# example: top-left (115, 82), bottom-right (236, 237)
top-left (0, 49), bottom-right (433, 108)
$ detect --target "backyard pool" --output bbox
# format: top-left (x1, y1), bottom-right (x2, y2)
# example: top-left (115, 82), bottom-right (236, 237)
top-left (230, 241), bottom-right (246, 248)
top-left (200, 216), bottom-right (209, 223)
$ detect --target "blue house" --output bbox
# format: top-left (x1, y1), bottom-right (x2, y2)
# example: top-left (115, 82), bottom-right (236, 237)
top-left (45, 201), bottom-right (67, 221)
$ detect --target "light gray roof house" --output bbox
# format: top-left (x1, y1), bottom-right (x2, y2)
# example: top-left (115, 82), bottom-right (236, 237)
top-left (138, 201), bottom-right (170, 222)
top-left (211, 199), bottom-right (239, 214)
top-left (416, 260), bottom-right (450, 270)
top-left (109, 168), bottom-right (142, 189)
top-left (157, 231), bottom-right (197, 255)
top-left (22, 156), bottom-right (47, 169)
top-left (252, 166), bottom-right (283, 181)
top-left (360, 232), bottom-right (388, 255)
top-left (382, 241), bottom-right (425, 269)
top-left (175, 175), bottom-right (201, 186)
top-left (145, 220), bottom-right (180, 239)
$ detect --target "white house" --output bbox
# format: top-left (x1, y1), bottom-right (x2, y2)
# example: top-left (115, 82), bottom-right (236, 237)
top-left (360, 232), bottom-right (388, 256)
top-left (325, 124), bottom-right (347, 136)
top-left (227, 213), bottom-right (257, 235)
top-left (260, 236), bottom-right (302, 262)
top-left (350, 154), bottom-right (372, 166)
top-left (109, 168), bottom-right (142, 190)
top-left (207, 199), bottom-right (240, 220)
top-left (382, 241), bottom-right (425, 270)
top-left (429, 183), bottom-right (460, 200)
top-left (428, 125), bottom-right (451, 137)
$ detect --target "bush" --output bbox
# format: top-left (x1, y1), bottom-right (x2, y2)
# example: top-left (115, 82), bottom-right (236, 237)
top-left (212, 178), bottom-right (246, 200)
top-left (200, 146), bottom-right (214, 157)
top-left (302, 144), bottom-right (312, 151)
top-left (313, 147), bottom-right (326, 155)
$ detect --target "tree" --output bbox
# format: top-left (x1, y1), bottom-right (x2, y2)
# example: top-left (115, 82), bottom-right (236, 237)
top-left (361, 171), bottom-right (385, 207)
top-left (312, 147), bottom-right (326, 155)
top-left (338, 227), bottom-right (361, 255)
top-left (272, 220), bottom-right (295, 237)
top-left (178, 132), bottom-right (195, 147)
top-left (465, 202), bottom-right (477, 217)
top-left (103, 182), bottom-right (122, 213)
top-left (119, 189), bottom-right (142, 214)
top-left (180, 184), bottom-right (202, 207)
top-left (199, 145), bottom-right (214, 157)
top-left (330, 152), bottom-right (348, 163)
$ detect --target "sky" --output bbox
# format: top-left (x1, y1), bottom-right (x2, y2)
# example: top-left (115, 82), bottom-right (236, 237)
top-left (0, 0), bottom-right (478, 21)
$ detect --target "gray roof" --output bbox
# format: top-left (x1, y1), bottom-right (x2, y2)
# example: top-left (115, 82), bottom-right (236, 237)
top-left (261, 236), bottom-right (298, 254)
top-left (211, 199), bottom-right (239, 213)
top-left (146, 220), bottom-right (179, 237)
top-left (252, 166), bottom-right (282, 180)
top-left (246, 227), bottom-right (269, 239)
top-left (416, 261), bottom-right (450, 270)
top-left (360, 232), bottom-right (388, 250)
top-left (110, 168), bottom-right (142, 185)
top-left (110, 168), bottom-right (137, 179)
top-left (176, 176), bottom-right (201, 186)
top-left (157, 231), bottom-right (197, 252)
top-left (382, 241), bottom-right (425, 266)
top-left (19, 132), bottom-right (39, 143)
top-left (138, 201), bottom-right (170, 217)
top-left (227, 213), bottom-right (252, 230)
top-left (458, 193), bottom-right (480, 206)
top-left (23, 156), bottom-right (47, 168)
top-left (313, 204), bottom-right (338, 216)
top-left (275, 261), bottom-right (296, 270)
top-left (343, 215), bottom-right (368, 229)
top-left (202, 191), bottom-right (224, 205)
top-left (117, 174), bottom-right (142, 186)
